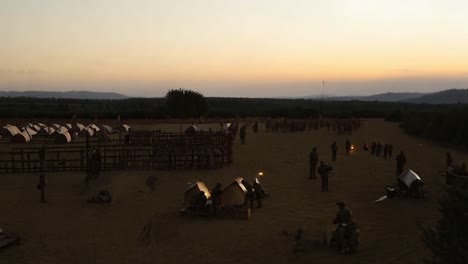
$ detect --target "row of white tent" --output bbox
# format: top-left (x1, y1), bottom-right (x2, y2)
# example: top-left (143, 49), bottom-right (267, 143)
top-left (1, 123), bottom-right (131, 143)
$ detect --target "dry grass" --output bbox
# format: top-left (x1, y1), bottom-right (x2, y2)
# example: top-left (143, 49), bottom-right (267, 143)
top-left (1, 119), bottom-right (466, 264)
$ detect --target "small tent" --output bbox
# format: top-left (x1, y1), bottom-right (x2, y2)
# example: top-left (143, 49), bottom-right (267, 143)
top-left (64, 124), bottom-right (72, 129)
top-left (117, 124), bottom-right (131, 133)
top-left (37, 126), bottom-right (55, 136)
top-left (52, 124), bottom-right (61, 129)
top-left (12, 131), bottom-right (32, 143)
top-left (88, 124), bottom-right (101, 132)
top-left (398, 169), bottom-right (424, 197)
top-left (54, 126), bottom-right (69, 135)
top-left (1, 125), bottom-right (21, 137)
top-left (101, 125), bottom-right (114, 134)
top-left (79, 127), bottom-right (95, 137)
top-left (23, 127), bottom-right (37, 136)
top-left (222, 178), bottom-right (247, 206)
top-left (55, 131), bottom-right (72, 144)
top-left (399, 169), bottom-right (422, 188)
top-left (184, 181), bottom-right (211, 206)
top-left (75, 123), bottom-right (85, 132)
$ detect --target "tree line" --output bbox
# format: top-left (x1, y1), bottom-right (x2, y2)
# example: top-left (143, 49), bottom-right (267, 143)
top-left (0, 94), bottom-right (455, 119)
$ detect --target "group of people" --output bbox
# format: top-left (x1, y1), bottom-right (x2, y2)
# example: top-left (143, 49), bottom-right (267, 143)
top-left (308, 148), bottom-right (333, 192)
top-left (368, 142), bottom-right (393, 159)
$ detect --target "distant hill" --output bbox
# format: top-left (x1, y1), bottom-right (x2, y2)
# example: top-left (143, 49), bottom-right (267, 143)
top-left (403, 89), bottom-right (468, 104)
top-left (0, 91), bottom-right (129, 100)
top-left (303, 89), bottom-right (468, 104)
top-left (319, 92), bottom-right (426, 102)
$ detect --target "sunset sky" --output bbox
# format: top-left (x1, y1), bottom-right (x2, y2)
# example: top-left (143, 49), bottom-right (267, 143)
top-left (1, 0), bottom-right (468, 97)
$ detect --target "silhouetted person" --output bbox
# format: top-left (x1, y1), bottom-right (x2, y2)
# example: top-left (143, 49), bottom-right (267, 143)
top-left (396, 151), bottom-right (407, 176)
top-left (383, 144), bottom-right (388, 160)
top-left (318, 161), bottom-right (333, 192)
top-left (210, 182), bottom-right (222, 212)
top-left (242, 180), bottom-right (255, 211)
top-left (331, 142), bottom-right (338, 161)
top-left (446, 152), bottom-right (453, 168)
top-left (37, 172), bottom-right (47, 202)
top-left (345, 139), bottom-right (351, 156)
top-left (371, 142), bottom-right (376, 155)
top-left (309, 147), bottom-right (318, 179)
top-left (252, 180), bottom-right (263, 208)
top-left (239, 125), bottom-right (247, 144)
top-left (388, 144), bottom-right (393, 158)
top-left (333, 201), bottom-right (357, 254)
top-left (252, 122), bottom-right (258, 133)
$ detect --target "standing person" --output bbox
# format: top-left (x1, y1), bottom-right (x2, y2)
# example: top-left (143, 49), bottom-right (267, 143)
top-left (318, 161), bottom-right (333, 192)
top-left (446, 152), bottom-right (453, 168)
top-left (252, 122), bottom-right (259, 134)
top-left (210, 182), bottom-right (222, 212)
top-left (252, 179), bottom-right (264, 208)
top-left (376, 143), bottom-right (382, 157)
top-left (388, 144), bottom-right (393, 158)
top-left (242, 180), bottom-right (255, 211)
top-left (383, 144), bottom-right (388, 160)
top-left (239, 124), bottom-right (247, 144)
top-left (331, 142), bottom-right (338, 161)
top-left (396, 151), bottom-right (407, 176)
top-left (37, 172), bottom-right (47, 202)
top-left (345, 139), bottom-right (351, 156)
top-left (309, 148), bottom-right (319, 179)
top-left (371, 142), bottom-right (376, 156)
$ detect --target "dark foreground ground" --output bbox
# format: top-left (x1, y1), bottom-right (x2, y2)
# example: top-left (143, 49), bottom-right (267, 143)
top-left (1, 119), bottom-right (465, 264)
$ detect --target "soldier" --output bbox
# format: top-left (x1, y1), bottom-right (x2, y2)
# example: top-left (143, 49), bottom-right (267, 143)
top-left (37, 172), bottom-right (47, 202)
top-left (446, 152), bottom-right (453, 168)
top-left (309, 148), bottom-right (319, 179)
top-left (331, 142), bottom-right (338, 161)
top-left (376, 143), bottom-right (382, 157)
top-left (239, 125), bottom-right (247, 144)
top-left (396, 151), bottom-right (407, 176)
top-left (388, 144), bottom-right (393, 158)
top-left (371, 141), bottom-right (376, 156)
top-left (210, 182), bottom-right (223, 212)
top-left (345, 139), bottom-right (351, 156)
top-left (383, 144), bottom-right (388, 160)
top-left (318, 161), bottom-right (333, 192)
top-left (242, 180), bottom-right (255, 211)
top-left (252, 179), bottom-right (263, 208)
top-left (195, 191), bottom-right (208, 208)
top-left (333, 201), bottom-right (357, 254)
top-left (252, 122), bottom-right (259, 134)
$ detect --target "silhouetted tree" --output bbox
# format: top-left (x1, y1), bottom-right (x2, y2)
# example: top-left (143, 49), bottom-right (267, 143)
top-left (165, 88), bottom-right (207, 117)
top-left (421, 182), bottom-right (468, 264)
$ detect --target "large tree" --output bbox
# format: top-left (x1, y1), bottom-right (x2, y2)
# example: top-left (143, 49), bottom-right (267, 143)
top-left (165, 88), bottom-right (208, 118)
top-left (421, 181), bottom-right (468, 264)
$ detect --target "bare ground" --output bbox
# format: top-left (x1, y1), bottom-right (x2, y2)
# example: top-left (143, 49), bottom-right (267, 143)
top-left (1, 119), bottom-right (466, 264)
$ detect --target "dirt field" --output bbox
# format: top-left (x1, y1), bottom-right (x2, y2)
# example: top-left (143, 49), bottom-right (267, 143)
top-left (1, 119), bottom-right (466, 264)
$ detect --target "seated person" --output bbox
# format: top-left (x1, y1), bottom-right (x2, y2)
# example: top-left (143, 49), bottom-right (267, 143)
top-left (332, 201), bottom-right (357, 254)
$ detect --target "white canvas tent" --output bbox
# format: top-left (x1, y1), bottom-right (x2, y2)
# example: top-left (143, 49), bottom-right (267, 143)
top-left (184, 181), bottom-right (211, 206)
top-left (79, 127), bottom-right (95, 137)
top-left (399, 169), bottom-right (422, 188)
top-left (222, 178), bottom-right (247, 206)
top-left (101, 125), bottom-right (114, 134)
top-left (55, 131), bottom-right (72, 144)
top-left (1, 125), bottom-right (21, 137)
top-left (12, 131), bottom-right (32, 143)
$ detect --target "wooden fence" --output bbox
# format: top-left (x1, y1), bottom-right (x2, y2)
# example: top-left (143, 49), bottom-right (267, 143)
top-left (0, 132), bottom-right (233, 173)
